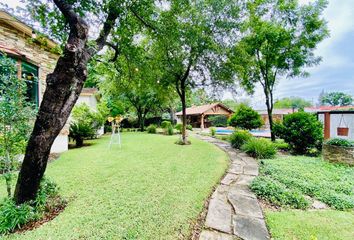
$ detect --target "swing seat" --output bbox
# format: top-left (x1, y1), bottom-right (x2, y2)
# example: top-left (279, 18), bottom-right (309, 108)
top-left (337, 127), bottom-right (349, 136)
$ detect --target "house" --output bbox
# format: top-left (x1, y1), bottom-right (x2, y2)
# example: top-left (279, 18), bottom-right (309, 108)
top-left (0, 10), bottom-right (70, 152)
top-left (307, 106), bottom-right (354, 140)
top-left (176, 103), bottom-right (234, 129)
top-left (257, 108), bottom-right (296, 129)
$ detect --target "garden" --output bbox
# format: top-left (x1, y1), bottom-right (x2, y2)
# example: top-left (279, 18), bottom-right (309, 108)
top-left (206, 107), bottom-right (354, 239)
top-left (1, 133), bottom-right (228, 239)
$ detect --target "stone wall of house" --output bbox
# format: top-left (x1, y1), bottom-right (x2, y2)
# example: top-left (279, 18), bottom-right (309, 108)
top-left (323, 144), bottom-right (354, 166)
top-left (0, 21), bottom-right (59, 101)
top-left (0, 21), bottom-right (68, 153)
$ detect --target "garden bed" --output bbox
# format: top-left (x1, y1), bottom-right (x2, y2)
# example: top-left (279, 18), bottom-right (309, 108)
top-left (323, 143), bottom-right (354, 166)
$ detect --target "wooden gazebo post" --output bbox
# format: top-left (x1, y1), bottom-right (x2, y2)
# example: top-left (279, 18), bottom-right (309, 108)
top-left (201, 113), bottom-right (205, 130)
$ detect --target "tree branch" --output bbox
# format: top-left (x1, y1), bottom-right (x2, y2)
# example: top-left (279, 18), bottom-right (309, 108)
top-left (130, 7), bottom-right (157, 31)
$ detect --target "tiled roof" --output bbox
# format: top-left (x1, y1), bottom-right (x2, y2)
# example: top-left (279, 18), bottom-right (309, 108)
top-left (176, 103), bottom-right (233, 116)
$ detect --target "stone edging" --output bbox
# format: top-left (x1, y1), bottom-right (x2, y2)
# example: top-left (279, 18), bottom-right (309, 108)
top-left (195, 134), bottom-right (270, 240)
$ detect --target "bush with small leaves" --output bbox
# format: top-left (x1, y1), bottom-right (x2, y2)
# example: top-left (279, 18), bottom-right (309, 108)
top-left (229, 130), bottom-right (252, 149)
top-left (242, 138), bottom-right (276, 159)
top-left (186, 124), bottom-right (193, 131)
top-left (146, 124), bottom-right (157, 134)
top-left (167, 125), bottom-right (174, 135)
top-left (273, 112), bottom-right (323, 155)
top-left (161, 120), bottom-right (172, 129)
top-left (175, 123), bottom-right (183, 133)
top-left (210, 127), bottom-right (216, 137)
top-left (228, 104), bottom-right (263, 130)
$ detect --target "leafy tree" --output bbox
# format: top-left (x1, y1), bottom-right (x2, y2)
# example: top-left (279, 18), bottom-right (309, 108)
top-left (319, 91), bottom-right (353, 106)
top-left (0, 56), bottom-right (35, 197)
top-left (229, 0), bottom-right (328, 141)
top-left (274, 97), bottom-right (312, 109)
top-left (152, 0), bottom-right (240, 144)
top-left (273, 112), bottom-right (323, 155)
top-left (228, 104), bottom-right (263, 130)
top-left (14, 0), bottom-right (157, 204)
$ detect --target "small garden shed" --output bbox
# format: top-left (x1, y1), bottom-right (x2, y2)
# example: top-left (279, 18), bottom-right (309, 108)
top-left (176, 103), bottom-right (233, 129)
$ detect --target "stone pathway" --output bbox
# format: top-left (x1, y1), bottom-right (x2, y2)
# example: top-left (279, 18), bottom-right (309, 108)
top-left (195, 135), bottom-right (270, 240)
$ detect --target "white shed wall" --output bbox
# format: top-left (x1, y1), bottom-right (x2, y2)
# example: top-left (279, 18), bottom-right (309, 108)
top-left (330, 113), bottom-right (354, 140)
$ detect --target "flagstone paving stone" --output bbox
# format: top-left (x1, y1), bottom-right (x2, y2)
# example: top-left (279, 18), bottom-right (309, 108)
top-left (195, 134), bottom-right (270, 240)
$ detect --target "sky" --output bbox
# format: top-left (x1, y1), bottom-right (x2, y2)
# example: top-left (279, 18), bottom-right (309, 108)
top-left (2, 0), bottom-right (354, 108)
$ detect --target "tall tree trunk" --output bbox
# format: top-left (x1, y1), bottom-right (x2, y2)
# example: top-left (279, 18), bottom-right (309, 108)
top-left (14, 0), bottom-right (119, 204)
top-left (181, 87), bottom-right (187, 144)
top-left (265, 96), bottom-right (275, 141)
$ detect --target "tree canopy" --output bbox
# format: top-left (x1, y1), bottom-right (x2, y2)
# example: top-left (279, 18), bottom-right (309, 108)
top-left (319, 91), bottom-right (353, 106)
top-left (229, 0), bottom-right (328, 140)
top-left (274, 97), bottom-right (312, 109)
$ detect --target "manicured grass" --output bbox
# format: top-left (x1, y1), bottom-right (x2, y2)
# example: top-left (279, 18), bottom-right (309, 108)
top-left (266, 210), bottom-right (354, 240)
top-left (255, 155), bottom-right (354, 210)
top-left (1, 133), bottom-right (228, 239)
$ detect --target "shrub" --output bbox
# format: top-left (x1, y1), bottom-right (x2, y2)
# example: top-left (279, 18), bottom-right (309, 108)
top-left (69, 122), bottom-right (95, 147)
top-left (0, 178), bottom-right (62, 234)
top-left (228, 104), bottom-right (263, 130)
top-left (208, 115), bottom-right (228, 127)
top-left (210, 127), bottom-right (216, 137)
top-left (186, 124), bottom-right (193, 131)
top-left (273, 112), bottom-right (323, 155)
top-left (161, 120), bottom-right (172, 129)
top-left (241, 138), bottom-right (276, 159)
top-left (273, 139), bottom-right (290, 151)
top-left (251, 176), bottom-right (310, 209)
top-left (229, 130), bottom-right (252, 149)
top-left (146, 124), bottom-right (157, 134)
top-left (325, 138), bottom-right (354, 147)
top-left (167, 125), bottom-right (174, 135)
top-left (175, 123), bottom-right (183, 133)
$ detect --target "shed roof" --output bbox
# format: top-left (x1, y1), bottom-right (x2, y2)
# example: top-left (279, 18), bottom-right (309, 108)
top-left (80, 88), bottom-right (98, 96)
top-left (176, 103), bottom-right (233, 116)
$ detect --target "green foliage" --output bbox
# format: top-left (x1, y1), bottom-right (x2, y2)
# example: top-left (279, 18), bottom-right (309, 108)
top-left (208, 115), bottom-right (228, 127)
top-left (186, 124), bottom-right (193, 131)
top-left (229, 130), bottom-right (252, 149)
top-left (257, 155), bottom-right (354, 210)
top-left (241, 138), bottom-right (276, 159)
top-left (0, 55), bottom-right (35, 196)
top-left (228, 104), bottom-right (263, 130)
top-left (230, 0), bottom-right (328, 140)
top-left (273, 139), bottom-right (290, 151)
top-left (325, 138), bottom-right (354, 147)
top-left (72, 102), bottom-right (106, 136)
top-left (274, 97), bottom-right (312, 109)
top-left (210, 127), bottom-right (216, 137)
top-left (175, 123), bottom-right (183, 133)
top-left (146, 124), bottom-right (157, 134)
top-left (167, 125), bottom-right (174, 136)
top-left (320, 91), bottom-right (353, 106)
top-left (161, 121), bottom-right (172, 129)
top-left (273, 112), bottom-right (323, 155)
top-left (69, 122), bottom-right (94, 147)
top-left (251, 176), bottom-right (310, 209)
top-left (0, 177), bottom-right (60, 235)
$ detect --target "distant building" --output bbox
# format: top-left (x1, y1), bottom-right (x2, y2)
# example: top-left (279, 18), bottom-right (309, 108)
top-left (176, 103), bottom-right (234, 129)
top-left (257, 109), bottom-right (296, 129)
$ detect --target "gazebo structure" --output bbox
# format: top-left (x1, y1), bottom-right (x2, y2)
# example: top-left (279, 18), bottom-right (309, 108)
top-left (176, 103), bottom-right (234, 130)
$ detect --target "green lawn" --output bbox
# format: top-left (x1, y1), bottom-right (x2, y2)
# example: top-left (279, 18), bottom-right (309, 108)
top-left (255, 155), bottom-right (354, 239)
top-left (1, 133), bottom-right (228, 240)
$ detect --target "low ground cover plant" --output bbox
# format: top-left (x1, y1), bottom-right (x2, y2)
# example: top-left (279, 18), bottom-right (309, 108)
top-left (229, 130), bottom-right (252, 149)
top-left (0, 178), bottom-right (64, 235)
top-left (273, 112), bottom-right (323, 155)
top-left (210, 127), bottom-right (216, 137)
top-left (253, 156), bottom-right (354, 210)
top-left (325, 138), bottom-right (354, 147)
top-left (241, 138), bottom-right (276, 159)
